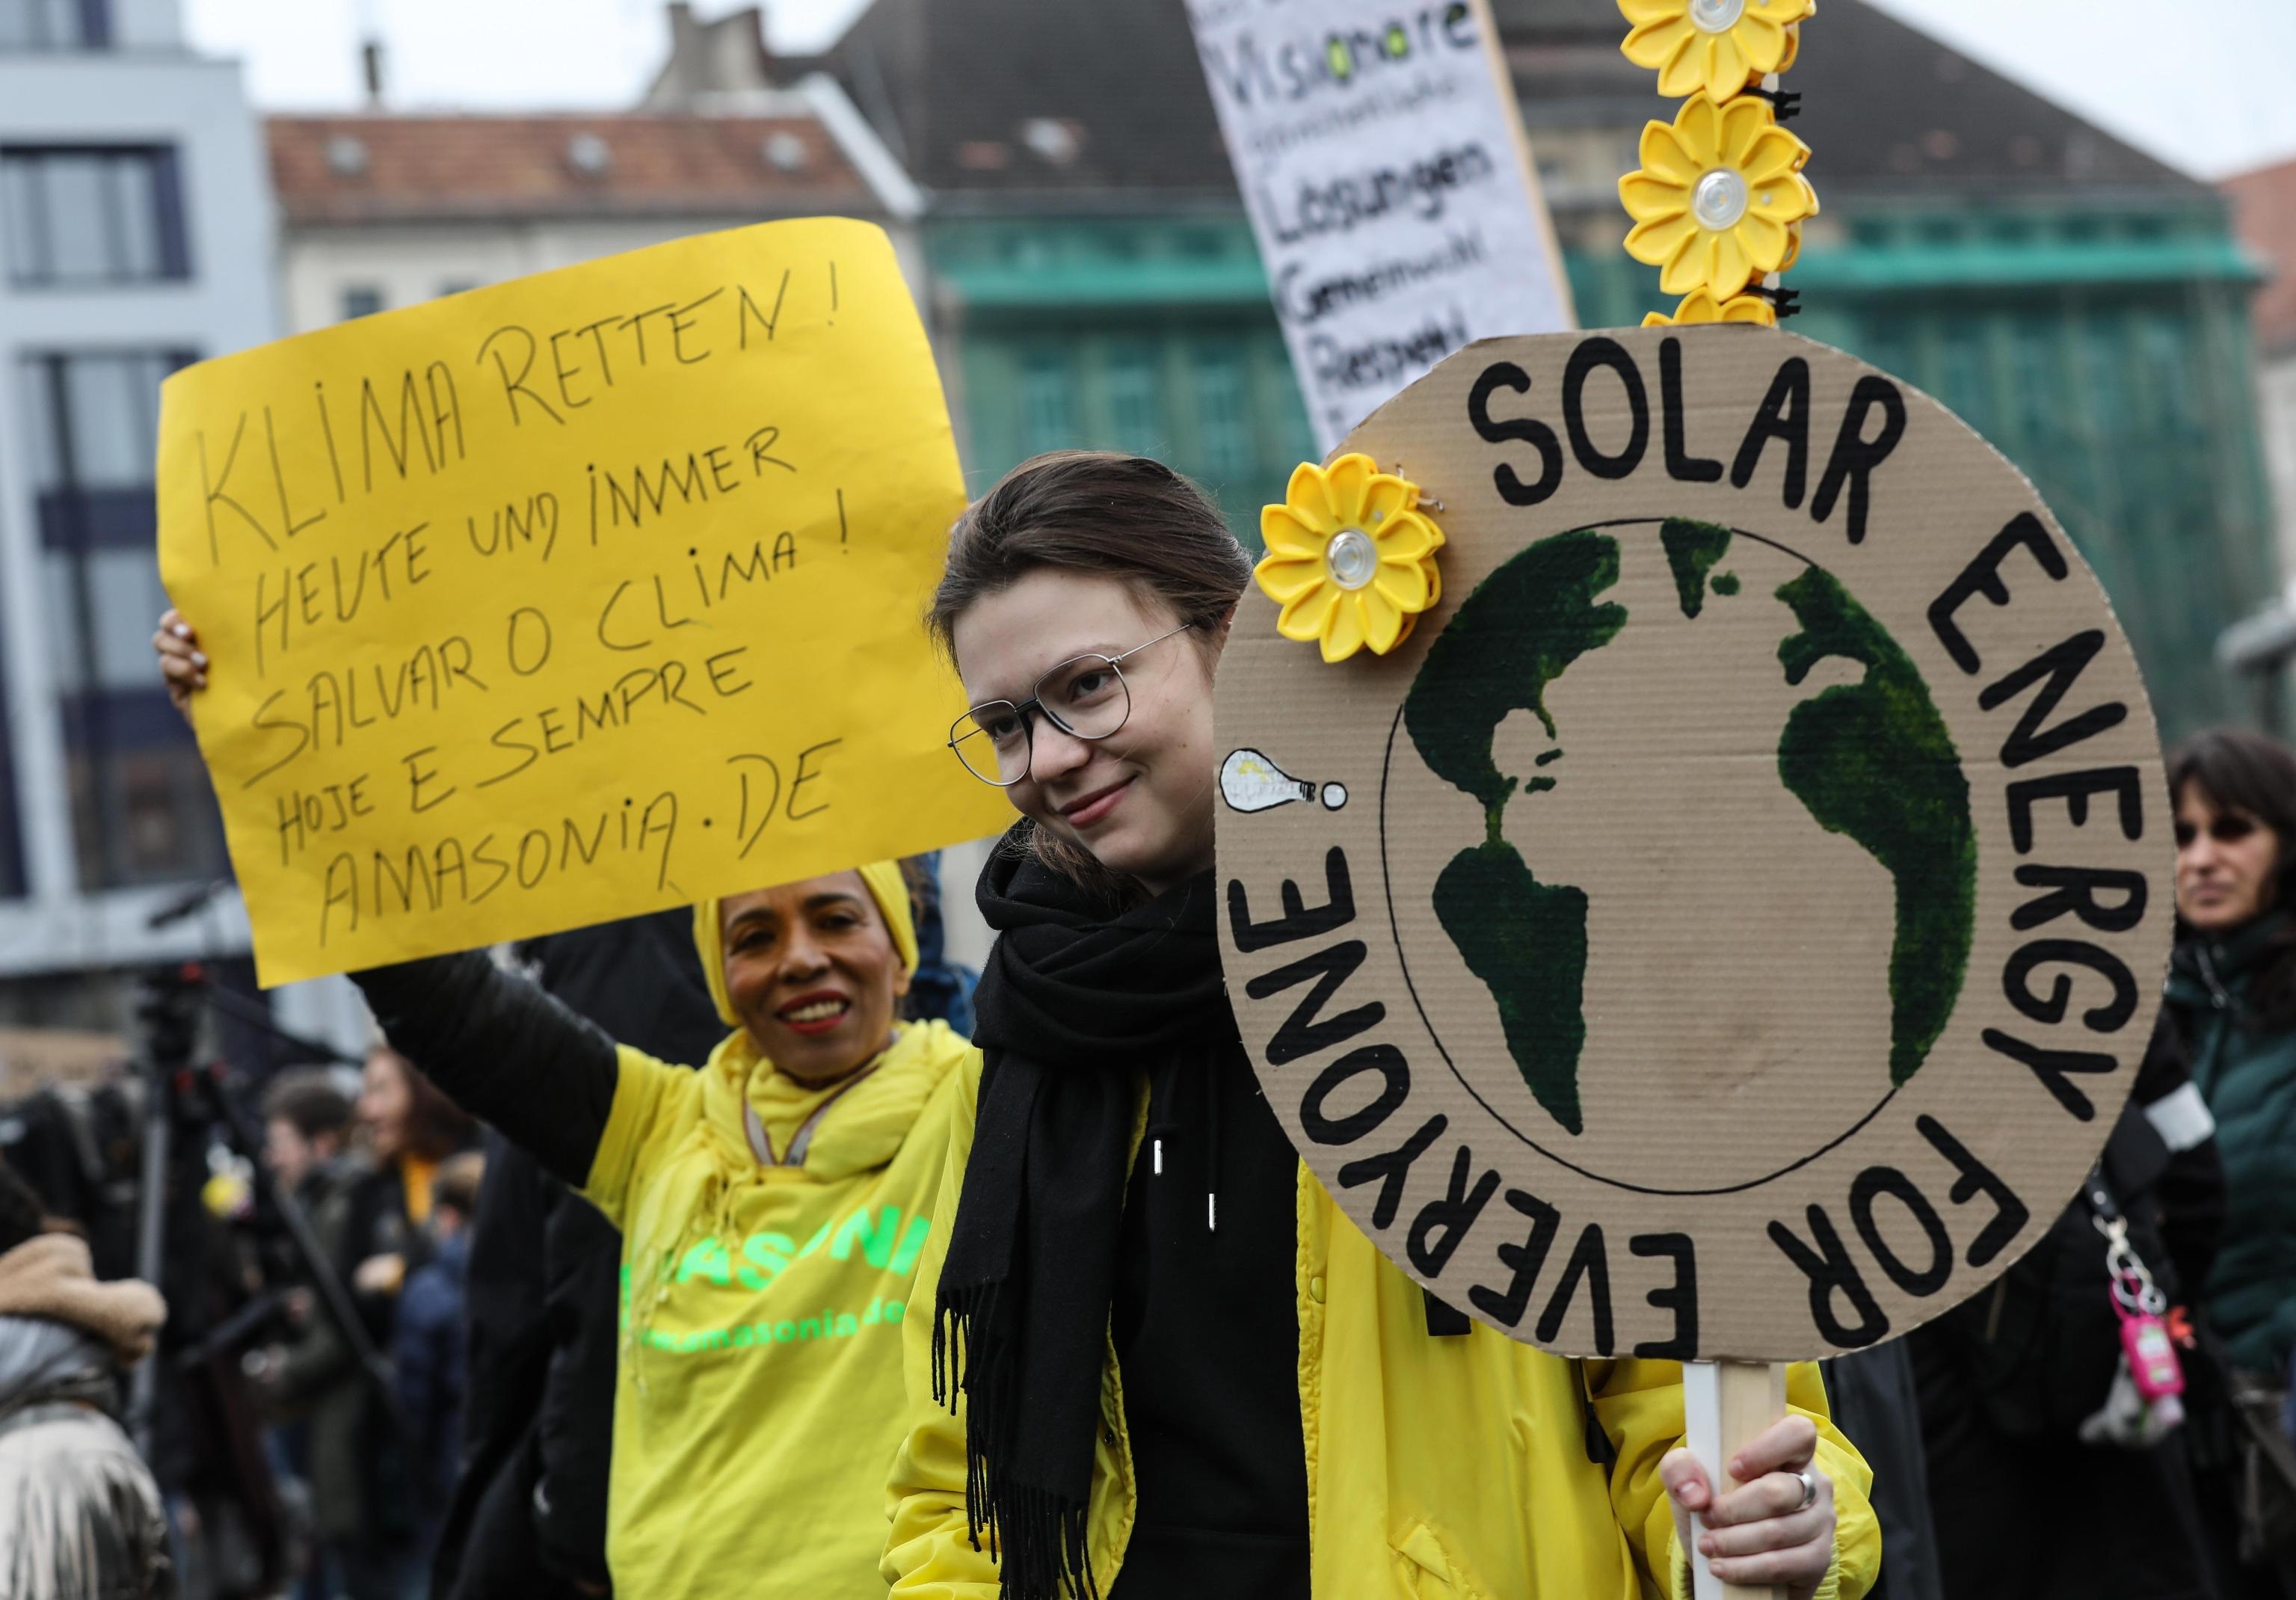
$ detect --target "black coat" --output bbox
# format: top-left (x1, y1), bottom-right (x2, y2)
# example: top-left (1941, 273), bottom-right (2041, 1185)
top-left (1821, 1344), bottom-right (1943, 1600)
top-left (429, 909), bottom-right (721, 1600)
top-left (1908, 1017), bottom-right (2226, 1600)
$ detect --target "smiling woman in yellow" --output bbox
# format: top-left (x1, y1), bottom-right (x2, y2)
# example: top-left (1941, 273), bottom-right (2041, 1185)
top-left (348, 860), bottom-right (974, 1599)
top-left (158, 609), bottom-right (980, 1595)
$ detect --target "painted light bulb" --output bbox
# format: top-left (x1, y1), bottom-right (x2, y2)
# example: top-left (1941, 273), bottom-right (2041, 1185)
top-left (1220, 748), bottom-right (1348, 814)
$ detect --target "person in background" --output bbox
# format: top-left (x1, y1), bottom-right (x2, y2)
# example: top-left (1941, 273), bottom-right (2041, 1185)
top-left (396, 1150), bottom-right (481, 1574)
top-left (256, 1070), bottom-right (359, 1600)
top-left (1907, 1013), bottom-right (2224, 1600)
top-left (350, 1047), bottom-right (475, 1304)
top-left (263, 1073), bottom-right (357, 1213)
top-left (0, 1161), bottom-right (172, 1600)
top-left (2162, 728), bottom-right (2296, 1599)
top-left (248, 1051), bottom-right (466, 1600)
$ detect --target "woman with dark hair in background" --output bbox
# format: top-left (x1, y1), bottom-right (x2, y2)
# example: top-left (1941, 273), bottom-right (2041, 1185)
top-left (2164, 728), bottom-right (2296, 1599)
top-left (351, 1046), bottom-right (476, 1300)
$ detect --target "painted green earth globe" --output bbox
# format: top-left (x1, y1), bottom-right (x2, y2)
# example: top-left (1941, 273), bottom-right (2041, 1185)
top-left (1393, 519), bottom-right (1976, 1172)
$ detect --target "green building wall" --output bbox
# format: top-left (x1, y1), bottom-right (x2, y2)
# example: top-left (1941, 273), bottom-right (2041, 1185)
top-left (932, 202), bottom-right (2273, 741)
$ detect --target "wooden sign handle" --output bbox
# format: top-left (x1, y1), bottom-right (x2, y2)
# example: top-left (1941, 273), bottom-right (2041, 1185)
top-left (1683, 1360), bottom-right (1790, 1600)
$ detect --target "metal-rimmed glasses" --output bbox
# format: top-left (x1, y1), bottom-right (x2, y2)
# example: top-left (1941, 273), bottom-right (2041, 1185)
top-left (947, 622), bottom-right (1194, 786)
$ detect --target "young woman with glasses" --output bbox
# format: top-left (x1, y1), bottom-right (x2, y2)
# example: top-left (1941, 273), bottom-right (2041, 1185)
top-left (2161, 728), bottom-right (2296, 1599)
top-left (885, 452), bottom-right (1879, 1600)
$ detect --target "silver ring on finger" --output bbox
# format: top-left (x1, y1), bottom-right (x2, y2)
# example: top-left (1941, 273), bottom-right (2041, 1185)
top-left (1792, 1468), bottom-right (1818, 1511)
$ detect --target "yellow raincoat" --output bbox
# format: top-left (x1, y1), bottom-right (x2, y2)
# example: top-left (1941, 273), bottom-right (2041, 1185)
top-left (884, 1056), bottom-right (1881, 1599)
top-left (582, 863), bottom-right (977, 1598)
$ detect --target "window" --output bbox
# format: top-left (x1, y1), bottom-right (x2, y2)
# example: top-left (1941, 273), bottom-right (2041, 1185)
top-left (21, 349), bottom-right (223, 891)
top-left (23, 348), bottom-right (179, 496)
top-left (340, 284), bottom-right (385, 320)
top-left (1190, 347), bottom-right (1251, 484)
top-left (1018, 349), bottom-right (1077, 458)
top-left (0, 0), bottom-right (105, 49)
top-left (1106, 342), bottom-right (1162, 457)
top-left (1, 145), bottom-right (184, 285)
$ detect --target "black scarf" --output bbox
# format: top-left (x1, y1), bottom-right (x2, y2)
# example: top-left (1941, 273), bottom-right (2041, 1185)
top-left (933, 840), bottom-right (1228, 1600)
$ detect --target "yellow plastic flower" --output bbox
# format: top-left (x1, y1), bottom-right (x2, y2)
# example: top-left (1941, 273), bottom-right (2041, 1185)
top-left (1619, 0), bottom-right (1815, 102)
top-left (1777, 215), bottom-right (1805, 270)
top-left (1620, 96), bottom-right (1815, 298)
top-left (1256, 455), bottom-right (1444, 663)
top-left (1642, 288), bottom-right (1778, 327)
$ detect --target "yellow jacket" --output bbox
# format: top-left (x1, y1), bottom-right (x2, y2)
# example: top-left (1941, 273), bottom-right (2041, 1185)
top-left (884, 1057), bottom-right (1880, 1599)
top-left (586, 1018), bottom-right (976, 1598)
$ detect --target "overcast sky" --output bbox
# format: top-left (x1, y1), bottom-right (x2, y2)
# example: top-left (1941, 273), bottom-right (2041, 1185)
top-left (184, 0), bottom-right (2296, 181)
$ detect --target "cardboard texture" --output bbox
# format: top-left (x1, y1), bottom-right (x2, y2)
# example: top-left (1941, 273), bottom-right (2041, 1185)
top-left (158, 218), bottom-right (1011, 986)
top-left (1184, 0), bottom-right (1575, 453)
top-left (1216, 327), bottom-right (2170, 1361)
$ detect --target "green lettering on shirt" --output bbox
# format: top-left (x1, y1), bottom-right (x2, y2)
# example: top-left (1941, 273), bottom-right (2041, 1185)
top-left (677, 1236), bottom-right (732, 1286)
top-left (737, 1231), bottom-right (794, 1290)
top-left (831, 1205), bottom-right (902, 1267)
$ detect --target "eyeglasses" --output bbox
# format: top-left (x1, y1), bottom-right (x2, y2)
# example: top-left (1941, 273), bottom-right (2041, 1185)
top-left (2175, 813), bottom-right (2261, 849)
top-left (948, 622), bottom-right (1193, 787)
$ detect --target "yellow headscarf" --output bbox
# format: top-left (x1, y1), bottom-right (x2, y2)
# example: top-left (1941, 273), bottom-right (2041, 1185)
top-left (691, 860), bottom-right (919, 1027)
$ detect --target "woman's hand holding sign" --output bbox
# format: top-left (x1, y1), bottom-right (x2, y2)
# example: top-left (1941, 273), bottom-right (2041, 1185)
top-left (1661, 1413), bottom-right (1835, 1598)
top-left (156, 608), bottom-right (207, 714)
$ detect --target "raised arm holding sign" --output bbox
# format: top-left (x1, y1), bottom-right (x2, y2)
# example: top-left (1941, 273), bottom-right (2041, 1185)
top-left (151, 220), bottom-right (1038, 1600)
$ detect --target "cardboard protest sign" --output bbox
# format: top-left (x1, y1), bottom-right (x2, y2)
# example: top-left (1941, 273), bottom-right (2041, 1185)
top-left (1185, 0), bottom-right (1575, 453)
top-left (1216, 327), bottom-right (2170, 1361)
top-left (158, 219), bottom-right (1010, 986)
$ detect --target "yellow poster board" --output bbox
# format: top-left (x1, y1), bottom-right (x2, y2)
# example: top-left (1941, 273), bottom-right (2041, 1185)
top-left (158, 218), bottom-right (1010, 985)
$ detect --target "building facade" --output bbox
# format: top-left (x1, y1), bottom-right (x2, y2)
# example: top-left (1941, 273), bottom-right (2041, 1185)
top-left (0, 0), bottom-right (278, 1038)
top-left (2224, 155), bottom-right (2296, 597)
top-left (268, 76), bottom-right (919, 335)
top-left (797, 0), bottom-right (2277, 742)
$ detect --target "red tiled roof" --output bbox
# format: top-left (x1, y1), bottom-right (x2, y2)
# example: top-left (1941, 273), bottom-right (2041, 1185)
top-left (268, 113), bottom-right (875, 225)
top-left (2224, 156), bottom-right (2296, 354)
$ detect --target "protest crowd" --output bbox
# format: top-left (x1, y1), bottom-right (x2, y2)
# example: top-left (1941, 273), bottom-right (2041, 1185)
top-left (7, 1), bottom-right (2296, 1599)
top-left (0, 455), bottom-right (2268, 1600)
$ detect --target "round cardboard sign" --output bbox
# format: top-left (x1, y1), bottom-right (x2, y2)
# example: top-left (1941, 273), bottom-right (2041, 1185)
top-left (1215, 327), bottom-right (2171, 1361)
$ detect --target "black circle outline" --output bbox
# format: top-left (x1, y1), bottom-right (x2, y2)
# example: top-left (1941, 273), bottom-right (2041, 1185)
top-left (1376, 516), bottom-right (1911, 1197)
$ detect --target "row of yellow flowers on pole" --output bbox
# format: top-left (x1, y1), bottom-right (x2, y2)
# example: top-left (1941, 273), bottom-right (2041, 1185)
top-left (1617, 0), bottom-right (1818, 327)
